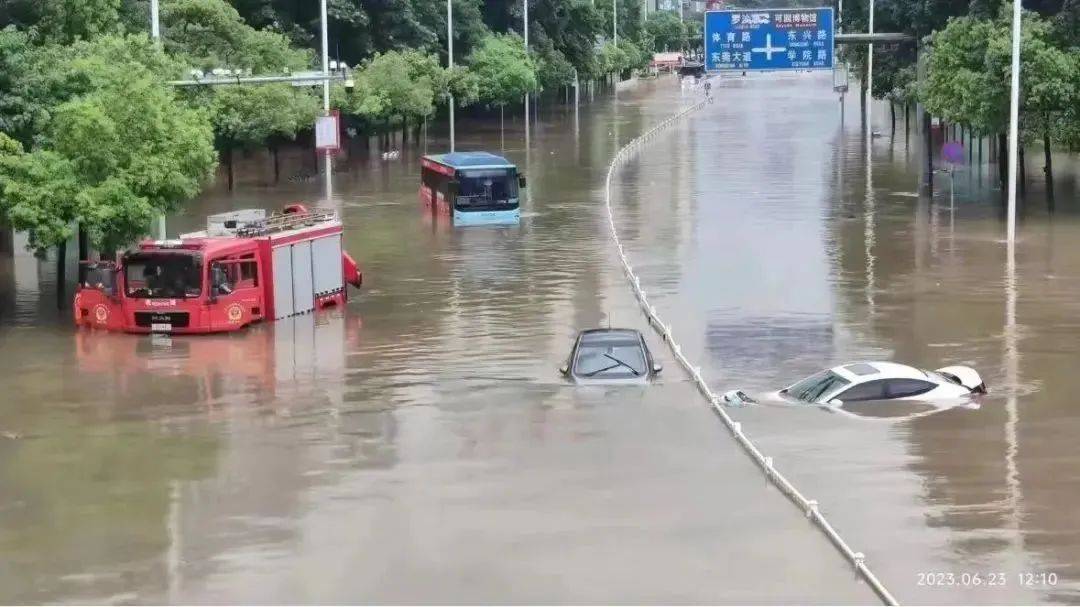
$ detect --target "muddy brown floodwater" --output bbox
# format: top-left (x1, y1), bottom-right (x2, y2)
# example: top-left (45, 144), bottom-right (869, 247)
top-left (1, 74), bottom-right (1079, 604)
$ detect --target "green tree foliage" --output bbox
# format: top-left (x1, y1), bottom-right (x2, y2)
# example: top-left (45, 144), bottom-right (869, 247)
top-left (922, 7), bottom-right (1079, 140)
top-left (469, 33), bottom-right (538, 107)
top-left (0, 41), bottom-right (216, 253)
top-left (204, 84), bottom-right (320, 149)
top-left (921, 16), bottom-right (1005, 133)
top-left (160, 0), bottom-right (319, 175)
top-left (526, 0), bottom-right (604, 79)
top-left (0, 0), bottom-right (123, 44)
top-left (162, 0), bottom-right (312, 72)
top-left (644, 10), bottom-right (687, 52)
top-left (344, 50), bottom-right (439, 125)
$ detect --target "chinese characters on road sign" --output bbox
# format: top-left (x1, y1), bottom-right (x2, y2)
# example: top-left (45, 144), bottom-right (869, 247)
top-left (704, 8), bottom-right (835, 72)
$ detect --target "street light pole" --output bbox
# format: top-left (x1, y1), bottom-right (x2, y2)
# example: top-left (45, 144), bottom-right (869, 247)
top-left (1006, 0), bottom-right (1022, 244)
top-left (151, 0), bottom-right (160, 39)
top-left (524, 0), bottom-right (531, 143)
top-left (614, 0), bottom-right (619, 45)
top-left (151, 0), bottom-right (166, 239)
top-left (866, 0), bottom-right (874, 147)
top-left (320, 0), bottom-right (332, 200)
top-left (448, 0), bottom-right (455, 152)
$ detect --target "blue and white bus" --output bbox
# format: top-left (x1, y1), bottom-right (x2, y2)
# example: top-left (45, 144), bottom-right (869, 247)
top-left (419, 152), bottom-right (525, 226)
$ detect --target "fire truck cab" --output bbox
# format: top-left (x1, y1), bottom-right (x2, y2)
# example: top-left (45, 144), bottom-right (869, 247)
top-left (75, 205), bottom-right (362, 334)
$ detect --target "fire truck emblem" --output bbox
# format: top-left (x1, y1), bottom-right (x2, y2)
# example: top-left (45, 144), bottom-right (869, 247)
top-left (227, 303), bottom-right (244, 323)
top-left (93, 304), bottom-right (109, 324)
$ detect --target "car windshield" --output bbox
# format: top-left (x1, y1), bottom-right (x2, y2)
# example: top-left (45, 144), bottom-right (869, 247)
top-left (125, 253), bottom-right (202, 299)
top-left (784, 370), bottom-right (851, 403)
top-left (456, 169), bottom-right (517, 209)
top-left (574, 343), bottom-right (646, 378)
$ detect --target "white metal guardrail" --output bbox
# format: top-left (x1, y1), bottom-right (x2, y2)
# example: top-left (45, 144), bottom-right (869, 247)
top-left (603, 96), bottom-right (899, 606)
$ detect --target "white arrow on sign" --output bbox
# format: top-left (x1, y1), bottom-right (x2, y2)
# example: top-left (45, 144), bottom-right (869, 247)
top-left (751, 34), bottom-right (787, 61)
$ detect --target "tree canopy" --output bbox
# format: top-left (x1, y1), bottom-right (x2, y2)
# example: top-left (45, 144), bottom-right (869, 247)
top-left (469, 33), bottom-right (538, 107)
top-left (0, 37), bottom-right (215, 253)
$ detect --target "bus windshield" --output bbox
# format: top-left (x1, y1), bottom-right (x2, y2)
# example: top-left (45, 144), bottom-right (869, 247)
top-left (124, 253), bottom-right (203, 299)
top-left (456, 169), bottom-right (518, 210)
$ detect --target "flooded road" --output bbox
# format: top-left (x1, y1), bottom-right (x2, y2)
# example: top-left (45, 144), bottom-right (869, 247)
top-left (1, 73), bottom-right (1079, 603)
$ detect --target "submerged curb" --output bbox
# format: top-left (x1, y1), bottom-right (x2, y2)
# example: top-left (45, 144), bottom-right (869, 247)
top-left (602, 94), bottom-right (899, 607)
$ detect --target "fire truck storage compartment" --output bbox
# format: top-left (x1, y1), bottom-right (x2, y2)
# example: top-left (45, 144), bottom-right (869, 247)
top-left (271, 233), bottom-right (341, 319)
top-left (311, 235), bottom-right (344, 295)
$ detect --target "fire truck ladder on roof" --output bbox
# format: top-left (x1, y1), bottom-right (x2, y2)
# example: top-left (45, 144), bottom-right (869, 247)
top-left (235, 209), bottom-right (338, 238)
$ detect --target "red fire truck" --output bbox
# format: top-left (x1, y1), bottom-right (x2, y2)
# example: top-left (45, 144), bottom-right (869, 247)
top-left (74, 204), bottom-right (363, 334)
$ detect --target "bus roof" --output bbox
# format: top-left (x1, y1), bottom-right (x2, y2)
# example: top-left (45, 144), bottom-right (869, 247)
top-left (424, 151), bottom-right (516, 170)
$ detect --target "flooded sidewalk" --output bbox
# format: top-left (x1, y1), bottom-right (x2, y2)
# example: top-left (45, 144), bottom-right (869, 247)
top-left (1, 79), bottom-right (875, 602)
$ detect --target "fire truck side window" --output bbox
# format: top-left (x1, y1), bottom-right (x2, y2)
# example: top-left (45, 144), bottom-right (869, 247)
top-left (238, 260), bottom-right (258, 288)
top-left (210, 263), bottom-right (235, 295)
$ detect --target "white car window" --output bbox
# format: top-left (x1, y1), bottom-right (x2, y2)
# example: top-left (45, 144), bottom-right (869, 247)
top-left (835, 380), bottom-right (887, 402)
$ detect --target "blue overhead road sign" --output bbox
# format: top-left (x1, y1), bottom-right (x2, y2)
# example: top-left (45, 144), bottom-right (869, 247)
top-left (704, 8), bottom-right (835, 72)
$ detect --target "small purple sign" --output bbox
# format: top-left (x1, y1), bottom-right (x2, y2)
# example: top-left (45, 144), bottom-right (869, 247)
top-left (942, 141), bottom-right (965, 164)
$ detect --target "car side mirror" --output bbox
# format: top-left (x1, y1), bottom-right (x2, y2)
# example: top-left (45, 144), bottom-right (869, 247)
top-left (208, 284), bottom-right (219, 304)
top-left (559, 365), bottom-right (569, 376)
top-left (652, 363), bottom-right (663, 375)
top-left (518, 175), bottom-right (527, 188)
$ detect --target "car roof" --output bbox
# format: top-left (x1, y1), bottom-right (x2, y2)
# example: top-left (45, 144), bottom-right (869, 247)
top-left (578, 328), bottom-right (644, 345)
top-left (830, 361), bottom-right (928, 382)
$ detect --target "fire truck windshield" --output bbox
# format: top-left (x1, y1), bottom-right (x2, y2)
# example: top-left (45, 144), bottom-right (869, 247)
top-left (124, 253), bottom-right (203, 299)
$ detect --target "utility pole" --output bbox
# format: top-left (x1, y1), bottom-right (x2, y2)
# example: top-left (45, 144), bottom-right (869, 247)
top-left (320, 0), bottom-right (333, 200)
top-left (1006, 0), bottom-right (1021, 244)
top-left (448, 0), bottom-right (456, 152)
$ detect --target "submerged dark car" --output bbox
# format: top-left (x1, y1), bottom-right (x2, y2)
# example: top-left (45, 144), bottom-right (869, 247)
top-left (560, 328), bottom-right (662, 385)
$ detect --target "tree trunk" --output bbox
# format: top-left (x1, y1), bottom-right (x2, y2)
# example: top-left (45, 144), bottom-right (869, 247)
top-left (890, 102), bottom-right (896, 138)
top-left (1044, 125), bottom-right (1055, 211)
top-left (227, 148), bottom-right (235, 191)
top-left (500, 105), bottom-right (505, 151)
top-left (904, 103), bottom-right (910, 142)
top-left (924, 110), bottom-right (934, 191)
top-left (56, 240), bottom-right (66, 310)
top-left (1019, 144), bottom-right (1026, 196)
top-left (999, 133), bottom-right (1008, 187)
top-left (78, 225), bottom-right (89, 262)
top-left (271, 143), bottom-right (281, 184)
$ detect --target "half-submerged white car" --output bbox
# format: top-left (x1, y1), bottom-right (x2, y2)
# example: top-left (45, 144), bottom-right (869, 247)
top-left (777, 362), bottom-right (986, 405)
